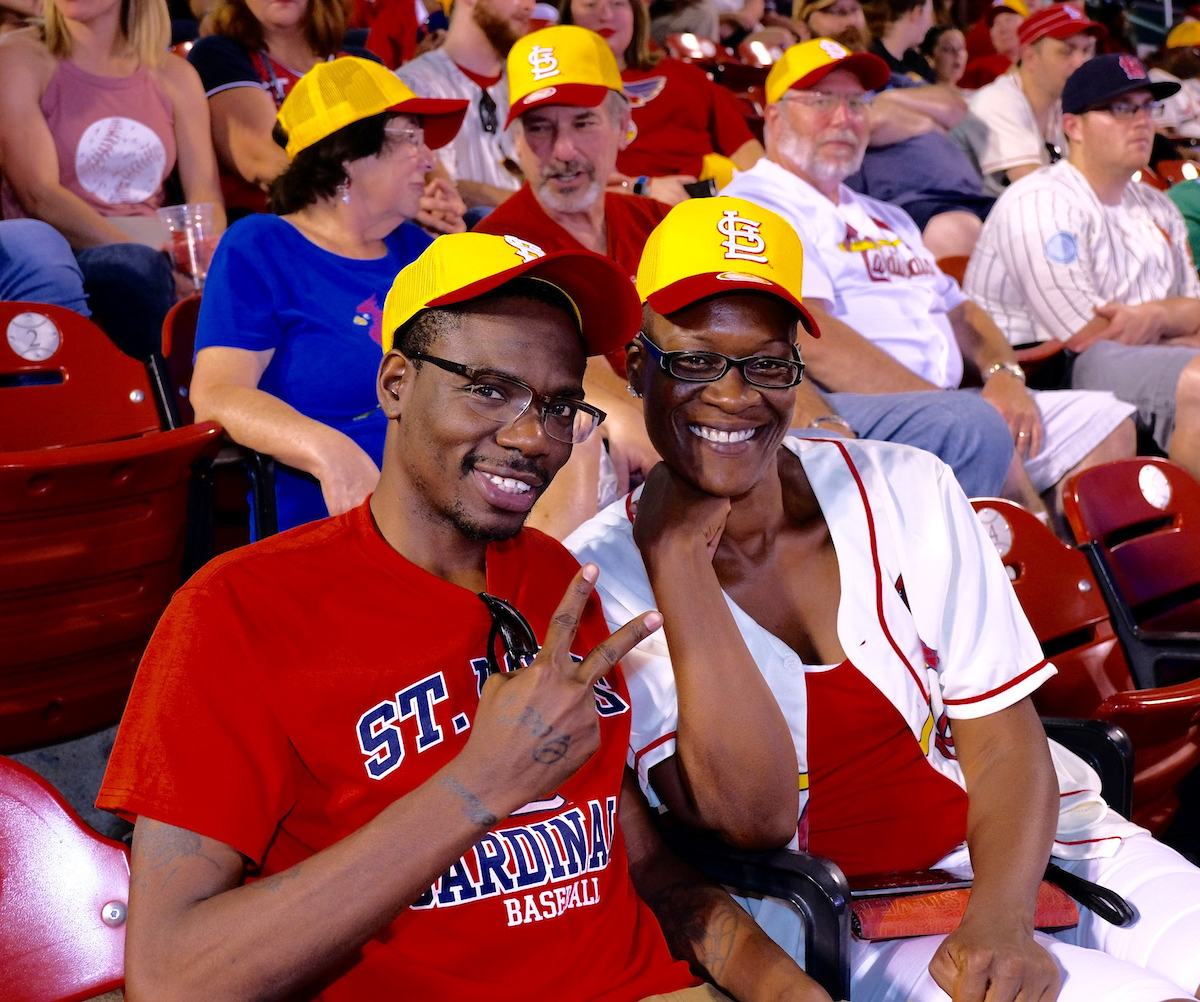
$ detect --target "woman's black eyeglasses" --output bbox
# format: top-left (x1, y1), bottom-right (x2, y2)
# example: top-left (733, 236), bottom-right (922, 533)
top-left (636, 332), bottom-right (805, 388)
top-left (478, 593), bottom-right (539, 678)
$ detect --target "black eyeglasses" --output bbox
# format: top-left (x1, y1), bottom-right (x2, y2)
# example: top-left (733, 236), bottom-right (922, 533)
top-left (479, 91), bottom-right (498, 134)
top-left (636, 332), bottom-right (805, 388)
top-left (409, 351), bottom-right (606, 444)
top-left (478, 592), bottom-right (539, 678)
top-left (1086, 99), bottom-right (1163, 120)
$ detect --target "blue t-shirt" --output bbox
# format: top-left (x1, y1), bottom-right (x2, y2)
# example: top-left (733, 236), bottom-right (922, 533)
top-left (196, 213), bottom-right (432, 533)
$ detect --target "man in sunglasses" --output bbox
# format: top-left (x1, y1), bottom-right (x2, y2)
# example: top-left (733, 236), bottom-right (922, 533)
top-left (724, 38), bottom-right (1136, 529)
top-left (568, 196), bottom-right (1200, 1002)
top-left (397, 0), bottom-right (532, 209)
top-left (98, 232), bottom-right (828, 1001)
top-left (966, 53), bottom-right (1200, 483)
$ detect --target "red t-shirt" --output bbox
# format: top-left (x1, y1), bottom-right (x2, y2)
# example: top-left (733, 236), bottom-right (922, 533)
top-left (475, 184), bottom-right (669, 376)
top-left (618, 58), bottom-right (755, 179)
top-left (805, 660), bottom-right (969, 878)
top-left (98, 503), bottom-right (696, 1001)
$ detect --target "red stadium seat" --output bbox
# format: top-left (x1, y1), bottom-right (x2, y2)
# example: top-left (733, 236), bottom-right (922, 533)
top-left (1156, 158), bottom-right (1199, 187)
top-left (973, 498), bottom-right (1200, 833)
top-left (0, 755), bottom-right (128, 1002)
top-left (161, 293), bottom-right (201, 425)
top-left (0, 302), bottom-right (221, 750)
top-left (1063, 458), bottom-right (1200, 690)
top-left (664, 31), bottom-right (726, 66)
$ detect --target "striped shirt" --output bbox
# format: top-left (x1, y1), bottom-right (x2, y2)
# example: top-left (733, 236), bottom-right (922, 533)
top-left (964, 160), bottom-right (1200, 345)
top-left (396, 49), bottom-right (520, 193)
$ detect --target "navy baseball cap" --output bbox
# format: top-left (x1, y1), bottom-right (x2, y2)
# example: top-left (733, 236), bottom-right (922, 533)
top-left (1062, 53), bottom-right (1180, 114)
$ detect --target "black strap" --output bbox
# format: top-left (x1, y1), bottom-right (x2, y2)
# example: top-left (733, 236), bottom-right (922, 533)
top-left (1044, 862), bottom-right (1136, 927)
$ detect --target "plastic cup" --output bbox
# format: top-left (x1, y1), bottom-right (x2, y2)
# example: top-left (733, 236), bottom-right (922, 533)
top-left (157, 203), bottom-right (216, 292)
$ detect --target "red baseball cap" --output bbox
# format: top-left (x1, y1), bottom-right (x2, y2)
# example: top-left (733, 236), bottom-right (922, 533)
top-left (1017, 4), bottom-right (1105, 47)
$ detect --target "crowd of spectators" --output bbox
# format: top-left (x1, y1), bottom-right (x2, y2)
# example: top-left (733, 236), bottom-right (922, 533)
top-left (7, 0), bottom-right (1200, 996)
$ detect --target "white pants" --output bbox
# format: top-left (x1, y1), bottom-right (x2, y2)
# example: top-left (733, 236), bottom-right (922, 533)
top-left (743, 835), bottom-right (1200, 1002)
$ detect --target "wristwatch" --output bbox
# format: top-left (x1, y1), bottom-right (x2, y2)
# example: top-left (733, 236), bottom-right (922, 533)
top-left (984, 361), bottom-right (1026, 383)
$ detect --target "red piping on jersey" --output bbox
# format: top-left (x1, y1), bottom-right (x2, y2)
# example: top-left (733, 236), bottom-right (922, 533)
top-left (1053, 835), bottom-right (1124, 846)
top-left (943, 660), bottom-right (1050, 704)
top-left (828, 439), bottom-right (928, 700)
top-left (1060, 789), bottom-right (1090, 798)
top-left (634, 731), bottom-right (676, 769)
top-left (625, 492), bottom-right (637, 523)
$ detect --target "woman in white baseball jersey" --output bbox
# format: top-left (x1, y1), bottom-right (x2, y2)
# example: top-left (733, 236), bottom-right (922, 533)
top-left (569, 196), bottom-right (1200, 1002)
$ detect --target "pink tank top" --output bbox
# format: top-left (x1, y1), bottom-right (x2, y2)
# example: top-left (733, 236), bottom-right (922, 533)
top-left (1, 59), bottom-right (176, 220)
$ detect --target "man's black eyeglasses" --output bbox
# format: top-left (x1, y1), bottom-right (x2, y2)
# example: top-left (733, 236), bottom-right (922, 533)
top-left (408, 351), bottom-right (606, 444)
top-left (478, 592), bottom-right (538, 678)
top-left (636, 332), bottom-right (805, 388)
top-left (479, 91), bottom-right (498, 134)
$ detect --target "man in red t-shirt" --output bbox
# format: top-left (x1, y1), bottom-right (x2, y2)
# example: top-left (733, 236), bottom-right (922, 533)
top-left (97, 232), bottom-right (827, 1002)
top-left (475, 25), bottom-right (672, 524)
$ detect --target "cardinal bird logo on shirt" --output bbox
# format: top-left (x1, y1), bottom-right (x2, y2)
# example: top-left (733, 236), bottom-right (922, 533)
top-left (838, 220), bottom-right (937, 283)
top-left (622, 76), bottom-right (667, 109)
top-left (355, 294), bottom-right (383, 345)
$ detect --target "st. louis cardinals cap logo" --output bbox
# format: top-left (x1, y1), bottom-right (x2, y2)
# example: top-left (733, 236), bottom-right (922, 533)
top-left (528, 44), bottom-right (560, 81)
top-left (1117, 54), bottom-right (1147, 81)
top-left (717, 209), bottom-right (769, 263)
top-left (503, 235), bottom-right (546, 262)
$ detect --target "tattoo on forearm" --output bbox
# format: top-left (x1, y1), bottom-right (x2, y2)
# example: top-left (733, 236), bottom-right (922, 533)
top-left (438, 776), bottom-right (498, 826)
top-left (646, 882), bottom-right (739, 981)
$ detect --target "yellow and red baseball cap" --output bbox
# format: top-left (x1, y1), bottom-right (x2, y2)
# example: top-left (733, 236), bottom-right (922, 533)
top-left (986, 0), bottom-right (1028, 24)
top-left (1167, 20), bottom-right (1200, 47)
top-left (506, 25), bottom-right (624, 126)
top-left (636, 197), bottom-right (820, 337)
top-left (765, 38), bottom-right (891, 104)
top-left (277, 57), bottom-right (468, 159)
top-left (381, 232), bottom-right (641, 356)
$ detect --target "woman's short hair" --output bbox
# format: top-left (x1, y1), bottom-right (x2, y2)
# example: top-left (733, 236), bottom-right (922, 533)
top-left (862, 0), bottom-right (924, 37)
top-left (558, 0), bottom-right (660, 71)
top-left (268, 110), bottom-right (404, 214)
top-left (43, 0), bottom-right (170, 65)
top-left (209, 0), bottom-right (351, 58)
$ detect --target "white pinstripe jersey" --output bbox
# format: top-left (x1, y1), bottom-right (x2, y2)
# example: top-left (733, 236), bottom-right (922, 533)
top-left (964, 160), bottom-right (1200, 345)
top-left (396, 49), bottom-right (521, 192)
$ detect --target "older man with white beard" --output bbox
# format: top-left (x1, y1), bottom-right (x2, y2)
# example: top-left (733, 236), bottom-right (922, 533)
top-left (397, 0), bottom-right (534, 208)
top-left (723, 38), bottom-right (1135, 526)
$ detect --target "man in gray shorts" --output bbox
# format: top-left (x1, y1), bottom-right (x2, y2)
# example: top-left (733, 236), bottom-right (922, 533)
top-left (966, 54), bottom-right (1200, 478)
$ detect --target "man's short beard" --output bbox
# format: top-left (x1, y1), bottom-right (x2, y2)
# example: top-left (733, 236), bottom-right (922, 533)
top-left (832, 24), bottom-right (871, 53)
top-left (473, 0), bottom-right (524, 55)
top-left (535, 162), bottom-right (603, 213)
top-left (774, 126), bottom-right (865, 185)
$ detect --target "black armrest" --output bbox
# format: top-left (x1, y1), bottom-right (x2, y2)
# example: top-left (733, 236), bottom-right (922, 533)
top-left (1042, 717), bottom-right (1133, 818)
top-left (657, 821), bottom-right (851, 1000)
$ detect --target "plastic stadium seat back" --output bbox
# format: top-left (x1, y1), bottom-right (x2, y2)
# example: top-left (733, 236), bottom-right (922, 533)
top-left (936, 256), bottom-right (969, 286)
top-left (0, 302), bottom-right (161, 451)
top-left (0, 423), bottom-right (221, 750)
top-left (1156, 159), bottom-right (1198, 187)
top-left (1064, 458), bottom-right (1200, 627)
top-left (665, 32), bottom-right (724, 64)
top-left (971, 499), bottom-right (1132, 711)
top-left (161, 294), bottom-right (201, 425)
top-left (0, 756), bottom-right (128, 1002)
top-left (973, 498), bottom-right (1200, 833)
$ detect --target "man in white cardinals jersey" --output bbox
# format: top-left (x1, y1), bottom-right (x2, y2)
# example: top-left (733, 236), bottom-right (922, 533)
top-left (567, 195), bottom-right (1200, 1002)
top-left (96, 233), bottom-right (829, 1002)
top-left (723, 38), bottom-right (1137, 527)
top-left (966, 53), bottom-right (1200, 483)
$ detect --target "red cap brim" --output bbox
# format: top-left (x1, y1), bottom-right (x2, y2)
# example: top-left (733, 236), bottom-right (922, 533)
top-left (389, 98), bottom-right (469, 150)
top-left (791, 51), bottom-right (892, 94)
top-left (426, 248), bottom-right (641, 357)
top-left (505, 82), bottom-right (611, 127)
top-left (644, 273), bottom-right (821, 338)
